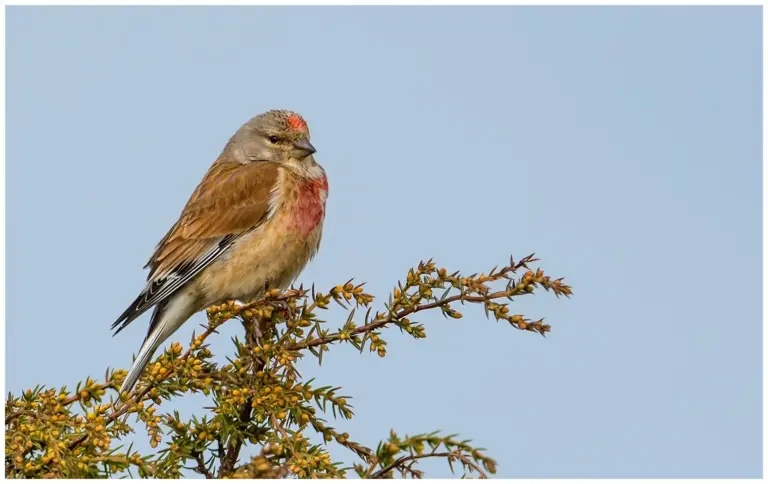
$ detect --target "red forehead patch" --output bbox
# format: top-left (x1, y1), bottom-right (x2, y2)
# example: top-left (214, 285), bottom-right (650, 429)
top-left (287, 113), bottom-right (307, 131)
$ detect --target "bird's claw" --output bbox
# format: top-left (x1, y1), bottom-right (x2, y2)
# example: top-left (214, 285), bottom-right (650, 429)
top-left (270, 300), bottom-right (291, 319)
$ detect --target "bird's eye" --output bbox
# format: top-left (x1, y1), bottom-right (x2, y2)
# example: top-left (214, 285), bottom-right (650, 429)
top-left (268, 135), bottom-right (279, 144)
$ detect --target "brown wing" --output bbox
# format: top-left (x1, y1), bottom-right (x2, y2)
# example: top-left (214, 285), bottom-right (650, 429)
top-left (147, 161), bottom-right (279, 279)
top-left (112, 160), bottom-right (280, 335)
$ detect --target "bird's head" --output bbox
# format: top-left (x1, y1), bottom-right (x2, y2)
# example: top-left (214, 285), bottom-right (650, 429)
top-left (225, 110), bottom-right (316, 165)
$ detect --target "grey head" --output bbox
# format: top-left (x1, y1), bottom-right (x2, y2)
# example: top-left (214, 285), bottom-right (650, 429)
top-left (223, 110), bottom-right (316, 164)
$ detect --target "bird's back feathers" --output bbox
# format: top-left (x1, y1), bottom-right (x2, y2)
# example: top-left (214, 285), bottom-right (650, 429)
top-left (111, 160), bottom-right (280, 335)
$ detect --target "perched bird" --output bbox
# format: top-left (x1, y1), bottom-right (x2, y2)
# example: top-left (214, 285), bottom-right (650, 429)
top-left (112, 110), bottom-right (328, 394)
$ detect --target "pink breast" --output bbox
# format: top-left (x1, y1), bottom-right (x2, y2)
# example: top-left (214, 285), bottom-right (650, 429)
top-left (291, 175), bottom-right (328, 236)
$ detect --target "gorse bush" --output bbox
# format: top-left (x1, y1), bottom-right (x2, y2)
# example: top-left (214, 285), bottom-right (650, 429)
top-left (5, 254), bottom-right (572, 478)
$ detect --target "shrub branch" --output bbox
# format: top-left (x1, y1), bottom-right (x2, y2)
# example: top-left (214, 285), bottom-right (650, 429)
top-left (5, 254), bottom-right (571, 478)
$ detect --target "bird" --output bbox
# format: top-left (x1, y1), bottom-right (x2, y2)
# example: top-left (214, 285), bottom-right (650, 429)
top-left (112, 109), bottom-right (328, 395)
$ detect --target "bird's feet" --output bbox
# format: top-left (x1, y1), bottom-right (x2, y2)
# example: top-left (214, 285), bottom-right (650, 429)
top-left (270, 299), bottom-right (292, 320)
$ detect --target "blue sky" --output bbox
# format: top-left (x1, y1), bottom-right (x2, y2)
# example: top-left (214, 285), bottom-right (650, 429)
top-left (5, 6), bottom-right (762, 478)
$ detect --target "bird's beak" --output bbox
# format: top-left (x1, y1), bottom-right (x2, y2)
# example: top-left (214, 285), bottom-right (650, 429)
top-left (292, 138), bottom-right (316, 159)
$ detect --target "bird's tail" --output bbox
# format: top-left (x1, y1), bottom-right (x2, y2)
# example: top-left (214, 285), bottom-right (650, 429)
top-left (119, 293), bottom-right (197, 395)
